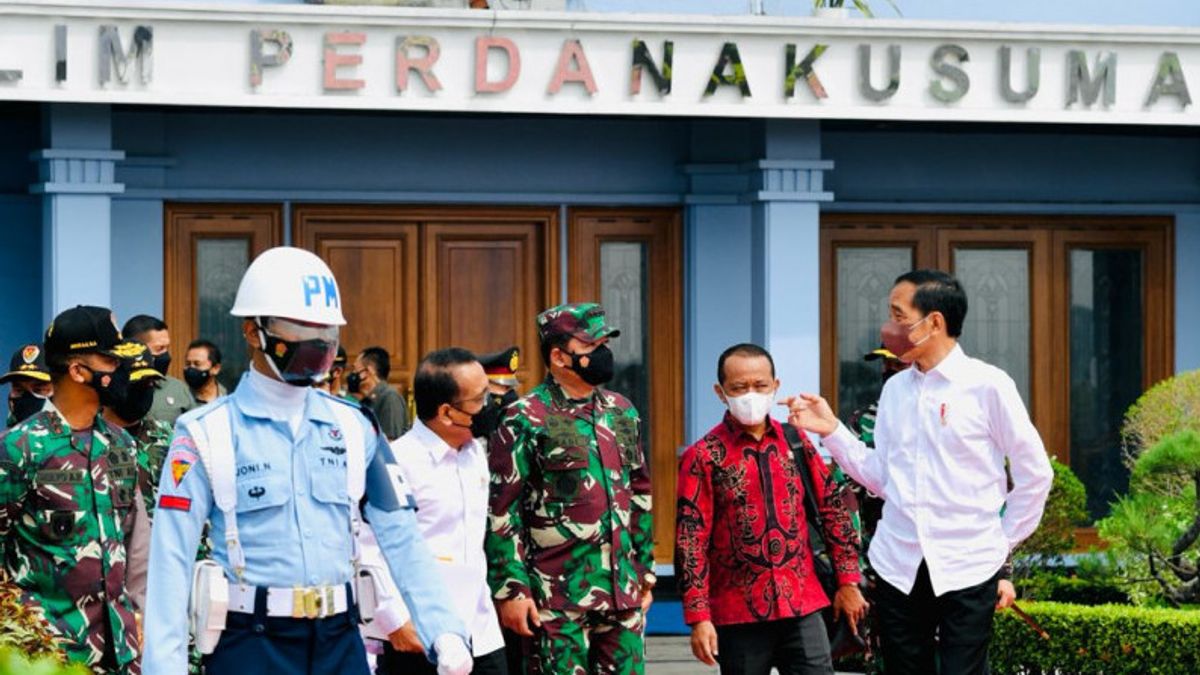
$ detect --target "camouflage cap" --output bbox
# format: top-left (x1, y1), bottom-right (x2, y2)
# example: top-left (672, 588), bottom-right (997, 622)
top-left (536, 303), bottom-right (620, 344)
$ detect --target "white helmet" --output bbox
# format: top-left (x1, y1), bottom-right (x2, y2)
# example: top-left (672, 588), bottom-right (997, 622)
top-left (230, 247), bottom-right (346, 326)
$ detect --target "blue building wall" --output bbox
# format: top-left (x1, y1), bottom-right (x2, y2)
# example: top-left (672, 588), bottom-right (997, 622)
top-left (0, 104), bottom-right (43, 359)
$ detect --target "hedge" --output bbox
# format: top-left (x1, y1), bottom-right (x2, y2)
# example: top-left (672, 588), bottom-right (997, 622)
top-left (991, 601), bottom-right (1200, 675)
top-left (0, 649), bottom-right (87, 675)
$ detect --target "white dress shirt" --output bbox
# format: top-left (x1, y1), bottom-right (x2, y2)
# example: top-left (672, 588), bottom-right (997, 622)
top-left (373, 420), bottom-right (504, 656)
top-left (822, 344), bottom-right (1053, 597)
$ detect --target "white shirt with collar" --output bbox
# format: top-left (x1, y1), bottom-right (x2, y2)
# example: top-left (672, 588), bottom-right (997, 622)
top-left (371, 419), bottom-right (504, 656)
top-left (822, 343), bottom-right (1053, 597)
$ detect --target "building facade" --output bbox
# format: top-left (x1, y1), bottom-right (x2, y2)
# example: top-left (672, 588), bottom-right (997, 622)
top-left (1, 1), bottom-right (1198, 577)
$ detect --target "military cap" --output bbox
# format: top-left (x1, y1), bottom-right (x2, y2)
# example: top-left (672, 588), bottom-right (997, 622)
top-left (863, 344), bottom-right (900, 362)
top-left (113, 340), bottom-right (164, 383)
top-left (536, 303), bottom-right (620, 344)
top-left (479, 346), bottom-right (520, 386)
top-left (0, 343), bottom-right (51, 384)
top-left (43, 305), bottom-right (123, 360)
top-left (333, 345), bottom-right (348, 368)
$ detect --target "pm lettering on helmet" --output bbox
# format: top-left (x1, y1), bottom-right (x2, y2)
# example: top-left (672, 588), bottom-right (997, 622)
top-left (302, 274), bottom-right (340, 308)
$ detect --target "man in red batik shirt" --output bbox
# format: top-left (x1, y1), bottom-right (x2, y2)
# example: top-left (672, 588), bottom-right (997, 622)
top-left (675, 343), bottom-right (867, 675)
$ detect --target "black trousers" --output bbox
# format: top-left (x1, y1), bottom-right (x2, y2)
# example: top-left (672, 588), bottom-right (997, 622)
top-left (715, 612), bottom-right (834, 675)
top-left (377, 644), bottom-right (509, 675)
top-left (204, 585), bottom-right (369, 675)
top-left (874, 561), bottom-right (997, 675)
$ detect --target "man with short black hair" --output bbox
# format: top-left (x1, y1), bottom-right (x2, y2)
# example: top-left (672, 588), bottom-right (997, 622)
top-left (487, 302), bottom-right (654, 675)
top-left (676, 342), bottom-right (865, 675)
top-left (184, 339), bottom-right (225, 405)
top-left (0, 306), bottom-right (146, 673)
top-left (789, 269), bottom-right (1053, 675)
top-left (352, 346), bottom-right (409, 440)
top-left (122, 314), bottom-right (195, 425)
top-left (373, 347), bottom-right (508, 675)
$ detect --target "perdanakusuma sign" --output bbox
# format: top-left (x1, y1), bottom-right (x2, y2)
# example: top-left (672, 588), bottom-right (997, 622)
top-left (0, 0), bottom-right (1196, 125)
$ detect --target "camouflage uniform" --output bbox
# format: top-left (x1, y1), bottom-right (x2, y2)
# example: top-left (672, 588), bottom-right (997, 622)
top-left (131, 417), bottom-right (174, 517)
top-left (486, 303), bottom-right (655, 675)
top-left (0, 405), bottom-right (142, 673)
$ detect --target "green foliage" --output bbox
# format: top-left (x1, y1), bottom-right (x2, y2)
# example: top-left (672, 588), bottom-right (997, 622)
top-left (1016, 458), bottom-right (1089, 568)
top-left (0, 649), bottom-right (88, 675)
top-left (1099, 429), bottom-right (1200, 606)
top-left (812, 0), bottom-right (901, 17)
top-left (0, 577), bottom-right (64, 663)
top-left (991, 601), bottom-right (1200, 675)
top-left (1020, 569), bottom-right (1130, 606)
top-left (1121, 370), bottom-right (1200, 483)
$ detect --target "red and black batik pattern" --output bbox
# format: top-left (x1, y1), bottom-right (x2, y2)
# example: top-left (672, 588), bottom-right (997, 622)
top-left (675, 414), bottom-right (861, 626)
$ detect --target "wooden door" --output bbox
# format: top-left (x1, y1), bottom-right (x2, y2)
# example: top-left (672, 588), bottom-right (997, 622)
top-left (422, 210), bottom-right (559, 387)
top-left (163, 203), bottom-right (282, 390)
top-left (568, 207), bottom-right (684, 564)
top-left (293, 206), bottom-right (558, 392)
top-left (293, 206), bottom-right (421, 390)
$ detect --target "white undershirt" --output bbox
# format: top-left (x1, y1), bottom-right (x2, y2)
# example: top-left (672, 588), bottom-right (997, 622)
top-left (243, 364), bottom-right (307, 435)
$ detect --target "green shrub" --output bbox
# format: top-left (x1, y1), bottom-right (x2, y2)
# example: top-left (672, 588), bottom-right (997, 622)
top-left (1020, 569), bottom-right (1129, 606)
top-left (991, 601), bottom-right (1200, 675)
top-left (0, 649), bottom-right (88, 675)
top-left (1015, 458), bottom-right (1089, 572)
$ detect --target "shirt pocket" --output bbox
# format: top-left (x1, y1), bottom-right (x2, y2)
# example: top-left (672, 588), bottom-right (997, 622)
top-left (107, 461), bottom-right (138, 510)
top-left (32, 471), bottom-right (88, 546)
top-left (234, 473), bottom-right (291, 517)
top-left (541, 444), bottom-right (590, 505)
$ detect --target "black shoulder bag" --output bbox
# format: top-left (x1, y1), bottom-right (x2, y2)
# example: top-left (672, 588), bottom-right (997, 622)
top-left (781, 423), bottom-right (870, 660)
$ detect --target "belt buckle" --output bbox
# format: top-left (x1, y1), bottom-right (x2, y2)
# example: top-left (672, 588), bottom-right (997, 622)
top-left (292, 587), bottom-right (323, 619)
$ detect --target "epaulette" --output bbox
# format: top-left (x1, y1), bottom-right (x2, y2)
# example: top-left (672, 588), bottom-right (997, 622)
top-left (315, 389), bottom-right (381, 436)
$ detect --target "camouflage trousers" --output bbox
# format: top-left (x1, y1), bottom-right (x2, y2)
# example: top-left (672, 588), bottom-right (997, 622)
top-left (528, 607), bottom-right (645, 675)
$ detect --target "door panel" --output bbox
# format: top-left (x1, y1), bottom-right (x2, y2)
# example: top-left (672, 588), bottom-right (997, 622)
top-left (292, 208), bottom-right (420, 389)
top-left (294, 206), bottom-right (558, 392)
top-left (569, 207), bottom-right (683, 564)
top-left (423, 213), bottom-right (559, 387)
top-left (164, 203), bottom-right (282, 391)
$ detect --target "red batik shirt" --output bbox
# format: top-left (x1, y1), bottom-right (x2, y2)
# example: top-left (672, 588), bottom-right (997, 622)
top-left (675, 414), bottom-right (861, 626)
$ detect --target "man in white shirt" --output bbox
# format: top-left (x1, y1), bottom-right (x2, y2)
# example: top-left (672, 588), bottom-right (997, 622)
top-left (375, 347), bottom-right (509, 674)
top-left (788, 269), bottom-right (1053, 675)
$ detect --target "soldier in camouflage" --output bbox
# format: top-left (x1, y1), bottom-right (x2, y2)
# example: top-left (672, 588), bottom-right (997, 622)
top-left (101, 340), bottom-right (175, 517)
top-left (486, 302), bottom-right (655, 675)
top-left (0, 306), bottom-right (147, 674)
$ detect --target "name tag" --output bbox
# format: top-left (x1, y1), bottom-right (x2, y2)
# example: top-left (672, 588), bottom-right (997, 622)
top-left (36, 469), bottom-right (86, 484)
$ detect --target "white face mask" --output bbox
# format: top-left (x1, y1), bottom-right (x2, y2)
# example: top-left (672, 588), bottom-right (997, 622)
top-left (722, 388), bottom-right (776, 426)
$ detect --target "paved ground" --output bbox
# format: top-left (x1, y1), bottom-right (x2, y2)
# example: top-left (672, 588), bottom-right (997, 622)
top-left (645, 636), bottom-right (862, 674)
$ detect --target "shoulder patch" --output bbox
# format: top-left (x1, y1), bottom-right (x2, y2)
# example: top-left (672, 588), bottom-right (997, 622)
top-left (170, 449), bottom-right (198, 486)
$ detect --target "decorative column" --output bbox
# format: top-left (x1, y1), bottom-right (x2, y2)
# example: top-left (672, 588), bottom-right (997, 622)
top-left (31, 104), bottom-right (124, 325)
top-left (682, 119), bottom-right (832, 440)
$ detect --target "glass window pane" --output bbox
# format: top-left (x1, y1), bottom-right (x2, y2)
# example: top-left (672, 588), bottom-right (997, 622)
top-left (953, 248), bottom-right (1031, 404)
top-left (836, 247), bottom-right (912, 421)
top-left (1070, 248), bottom-right (1143, 521)
top-left (600, 242), bottom-right (650, 450)
top-left (196, 238), bottom-right (251, 393)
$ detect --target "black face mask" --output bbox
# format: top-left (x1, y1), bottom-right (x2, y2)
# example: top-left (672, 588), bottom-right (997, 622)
top-left (346, 371), bottom-right (364, 394)
top-left (82, 363), bottom-right (130, 409)
top-left (151, 351), bottom-right (171, 376)
top-left (112, 382), bottom-right (156, 423)
top-left (453, 396), bottom-right (503, 439)
top-left (565, 344), bottom-right (615, 386)
top-left (9, 390), bottom-right (46, 425)
top-left (183, 367), bottom-right (211, 390)
top-left (489, 389), bottom-right (519, 411)
top-left (259, 329), bottom-right (337, 388)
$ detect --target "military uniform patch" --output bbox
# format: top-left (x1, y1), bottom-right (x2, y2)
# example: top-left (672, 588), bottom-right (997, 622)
top-left (170, 450), bottom-right (198, 486)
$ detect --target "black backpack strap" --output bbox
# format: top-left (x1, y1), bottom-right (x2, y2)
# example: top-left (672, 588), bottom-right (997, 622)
top-left (782, 423), bottom-right (827, 556)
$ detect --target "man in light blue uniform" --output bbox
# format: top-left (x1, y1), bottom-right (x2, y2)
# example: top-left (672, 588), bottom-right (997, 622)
top-left (143, 247), bottom-right (472, 675)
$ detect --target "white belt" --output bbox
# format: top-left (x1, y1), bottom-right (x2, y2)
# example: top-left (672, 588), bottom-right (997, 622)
top-left (227, 583), bottom-right (351, 619)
